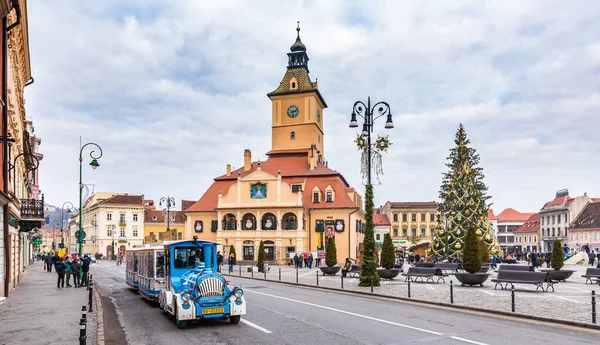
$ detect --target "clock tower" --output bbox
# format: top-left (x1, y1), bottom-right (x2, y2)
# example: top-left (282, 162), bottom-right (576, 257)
top-left (267, 22), bottom-right (327, 158)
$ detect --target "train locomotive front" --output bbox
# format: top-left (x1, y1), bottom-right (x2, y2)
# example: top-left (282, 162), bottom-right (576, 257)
top-left (159, 240), bottom-right (246, 329)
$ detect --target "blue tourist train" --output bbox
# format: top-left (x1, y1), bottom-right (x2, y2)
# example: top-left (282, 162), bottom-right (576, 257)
top-left (125, 238), bottom-right (246, 329)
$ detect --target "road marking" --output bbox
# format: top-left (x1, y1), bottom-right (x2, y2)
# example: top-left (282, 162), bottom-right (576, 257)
top-left (450, 336), bottom-right (489, 345)
top-left (480, 290), bottom-right (496, 296)
top-left (298, 270), bottom-right (316, 278)
top-left (425, 284), bottom-right (434, 290)
top-left (240, 318), bottom-right (272, 334)
top-left (246, 289), bottom-right (443, 335)
top-left (550, 295), bottom-right (582, 304)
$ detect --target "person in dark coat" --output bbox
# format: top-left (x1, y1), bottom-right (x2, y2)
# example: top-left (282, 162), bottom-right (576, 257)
top-left (70, 257), bottom-right (81, 288)
top-left (80, 255), bottom-right (91, 287)
top-left (55, 257), bottom-right (66, 289)
top-left (45, 253), bottom-right (54, 272)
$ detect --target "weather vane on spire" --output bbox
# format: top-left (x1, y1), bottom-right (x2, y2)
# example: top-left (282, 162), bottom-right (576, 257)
top-left (296, 21), bottom-right (300, 37)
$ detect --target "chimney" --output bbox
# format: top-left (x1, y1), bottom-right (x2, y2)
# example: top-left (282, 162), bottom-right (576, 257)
top-left (244, 149), bottom-right (252, 171)
top-left (226, 164), bottom-right (231, 176)
top-left (308, 145), bottom-right (317, 170)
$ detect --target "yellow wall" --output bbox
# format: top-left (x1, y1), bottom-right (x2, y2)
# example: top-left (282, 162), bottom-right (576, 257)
top-left (270, 93), bottom-right (325, 155)
top-left (144, 222), bottom-right (184, 243)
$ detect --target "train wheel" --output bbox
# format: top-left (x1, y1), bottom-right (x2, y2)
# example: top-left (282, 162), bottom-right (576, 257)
top-left (229, 316), bottom-right (241, 324)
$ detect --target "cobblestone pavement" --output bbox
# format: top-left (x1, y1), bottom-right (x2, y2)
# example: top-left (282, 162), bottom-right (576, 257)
top-left (224, 263), bottom-right (600, 325)
top-left (0, 261), bottom-right (98, 345)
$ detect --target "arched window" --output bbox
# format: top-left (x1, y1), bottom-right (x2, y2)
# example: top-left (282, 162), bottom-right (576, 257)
top-left (282, 212), bottom-right (297, 230)
top-left (291, 131), bottom-right (295, 140)
top-left (262, 213), bottom-right (277, 230)
top-left (292, 82), bottom-right (296, 88)
top-left (242, 213), bottom-right (257, 230)
top-left (222, 213), bottom-right (237, 230)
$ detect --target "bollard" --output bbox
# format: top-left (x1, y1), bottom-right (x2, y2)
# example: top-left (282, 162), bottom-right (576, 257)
top-left (264, 267), bottom-right (267, 280)
top-left (81, 306), bottom-right (87, 322)
top-left (511, 285), bottom-right (516, 312)
top-left (279, 267), bottom-right (281, 281)
top-left (593, 290), bottom-right (597, 324)
top-left (79, 317), bottom-right (87, 345)
top-left (316, 270), bottom-right (319, 286)
top-left (371, 276), bottom-right (374, 293)
top-left (450, 280), bottom-right (454, 304)
top-left (239, 265), bottom-right (241, 277)
top-left (341, 275), bottom-right (344, 289)
top-left (251, 267), bottom-right (254, 278)
top-left (296, 268), bottom-right (299, 284)
top-left (88, 285), bottom-right (93, 312)
top-left (408, 278), bottom-right (411, 298)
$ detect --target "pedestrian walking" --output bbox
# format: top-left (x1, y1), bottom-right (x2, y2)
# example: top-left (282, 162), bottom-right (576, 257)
top-left (55, 257), bottom-right (66, 289)
top-left (228, 254), bottom-right (235, 273)
top-left (45, 253), bottom-right (53, 273)
top-left (217, 251), bottom-right (224, 272)
top-left (71, 256), bottom-right (81, 288)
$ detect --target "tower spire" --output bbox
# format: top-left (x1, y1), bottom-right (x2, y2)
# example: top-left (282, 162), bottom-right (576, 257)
top-left (288, 21), bottom-right (308, 70)
top-left (297, 21), bottom-right (300, 38)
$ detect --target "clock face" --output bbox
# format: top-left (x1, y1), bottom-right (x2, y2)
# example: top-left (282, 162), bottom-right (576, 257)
top-left (287, 105), bottom-right (299, 118)
top-left (317, 109), bottom-right (321, 122)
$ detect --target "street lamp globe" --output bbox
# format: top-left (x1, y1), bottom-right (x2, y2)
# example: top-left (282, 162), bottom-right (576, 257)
top-left (90, 159), bottom-right (100, 169)
top-left (384, 114), bottom-right (394, 129)
top-left (349, 112), bottom-right (358, 128)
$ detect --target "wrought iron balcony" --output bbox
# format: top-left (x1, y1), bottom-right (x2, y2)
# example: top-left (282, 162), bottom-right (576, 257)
top-left (119, 219), bottom-right (126, 225)
top-left (19, 195), bottom-right (45, 232)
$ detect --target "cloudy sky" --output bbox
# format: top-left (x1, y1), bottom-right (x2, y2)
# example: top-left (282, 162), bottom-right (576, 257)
top-left (25, 1), bottom-right (600, 214)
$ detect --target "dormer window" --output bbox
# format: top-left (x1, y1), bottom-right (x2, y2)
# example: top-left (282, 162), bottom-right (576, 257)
top-left (313, 192), bottom-right (320, 203)
top-left (289, 77), bottom-right (298, 90)
top-left (292, 184), bottom-right (302, 193)
top-left (326, 191), bottom-right (333, 202)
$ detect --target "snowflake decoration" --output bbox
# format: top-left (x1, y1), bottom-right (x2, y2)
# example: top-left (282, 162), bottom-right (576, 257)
top-left (375, 135), bottom-right (392, 151)
top-left (355, 134), bottom-right (367, 150)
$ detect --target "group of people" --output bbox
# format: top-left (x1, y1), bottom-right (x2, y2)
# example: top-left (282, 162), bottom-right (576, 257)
top-left (290, 253), bottom-right (320, 268)
top-left (41, 252), bottom-right (92, 289)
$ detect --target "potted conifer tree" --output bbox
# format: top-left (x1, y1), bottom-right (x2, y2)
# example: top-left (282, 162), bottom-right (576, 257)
top-left (319, 237), bottom-right (341, 275)
top-left (377, 233), bottom-right (401, 279)
top-left (453, 225), bottom-right (491, 287)
top-left (541, 239), bottom-right (574, 281)
top-left (257, 241), bottom-right (266, 273)
top-left (479, 239), bottom-right (491, 273)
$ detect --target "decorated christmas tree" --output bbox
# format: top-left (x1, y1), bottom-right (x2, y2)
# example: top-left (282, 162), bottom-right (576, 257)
top-left (429, 124), bottom-right (496, 257)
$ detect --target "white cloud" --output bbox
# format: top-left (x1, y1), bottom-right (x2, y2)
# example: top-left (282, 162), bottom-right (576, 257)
top-left (24, 1), bottom-right (600, 214)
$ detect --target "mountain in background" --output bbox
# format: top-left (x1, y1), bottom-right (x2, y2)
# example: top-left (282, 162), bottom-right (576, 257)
top-left (43, 203), bottom-right (78, 229)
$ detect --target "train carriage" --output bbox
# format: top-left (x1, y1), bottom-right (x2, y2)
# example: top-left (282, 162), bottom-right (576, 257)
top-left (126, 243), bottom-right (167, 300)
top-left (125, 247), bottom-right (140, 289)
top-left (158, 238), bottom-right (246, 329)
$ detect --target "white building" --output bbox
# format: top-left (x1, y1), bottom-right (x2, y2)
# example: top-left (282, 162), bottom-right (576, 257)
top-left (495, 208), bottom-right (533, 255)
top-left (81, 193), bottom-right (145, 258)
top-left (373, 213), bottom-right (391, 247)
top-left (539, 189), bottom-right (592, 252)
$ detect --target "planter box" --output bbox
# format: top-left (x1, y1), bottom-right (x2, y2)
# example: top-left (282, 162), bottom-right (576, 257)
top-left (377, 268), bottom-right (401, 280)
top-left (540, 269), bottom-right (575, 282)
top-left (319, 266), bottom-right (341, 275)
top-left (454, 272), bottom-right (491, 287)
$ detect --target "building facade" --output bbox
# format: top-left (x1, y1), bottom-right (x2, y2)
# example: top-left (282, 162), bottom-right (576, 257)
top-left (382, 201), bottom-right (439, 249)
top-left (514, 213), bottom-right (540, 253)
top-left (144, 207), bottom-right (185, 243)
top-left (539, 189), bottom-right (591, 251)
top-left (373, 213), bottom-right (391, 247)
top-left (1, 0), bottom-right (44, 299)
top-left (80, 193), bottom-right (145, 258)
top-left (495, 208), bottom-right (533, 254)
top-left (568, 201), bottom-right (600, 253)
top-left (184, 26), bottom-right (365, 264)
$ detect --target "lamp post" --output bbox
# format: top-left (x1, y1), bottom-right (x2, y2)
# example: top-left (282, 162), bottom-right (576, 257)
top-left (79, 139), bottom-right (103, 257)
top-left (349, 97), bottom-right (394, 185)
top-left (111, 224), bottom-right (116, 260)
top-left (160, 197), bottom-right (175, 232)
top-left (60, 202), bottom-right (74, 249)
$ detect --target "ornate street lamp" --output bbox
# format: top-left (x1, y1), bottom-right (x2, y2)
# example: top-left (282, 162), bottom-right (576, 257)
top-left (349, 97), bottom-right (393, 185)
top-left (8, 152), bottom-right (40, 195)
top-left (160, 197), bottom-right (176, 231)
top-left (78, 139), bottom-right (103, 256)
top-left (60, 201), bottom-right (74, 249)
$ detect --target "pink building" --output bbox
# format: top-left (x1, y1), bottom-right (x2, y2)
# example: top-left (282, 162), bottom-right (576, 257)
top-left (568, 201), bottom-right (600, 253)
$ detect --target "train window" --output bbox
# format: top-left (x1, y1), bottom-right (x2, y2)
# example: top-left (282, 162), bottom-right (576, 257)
top-left (156, 251), bottom-right (165, 278)
top-left (148, 252), bottom-right (155, 278)
top-left (174, 247), bottom-right (204, 269)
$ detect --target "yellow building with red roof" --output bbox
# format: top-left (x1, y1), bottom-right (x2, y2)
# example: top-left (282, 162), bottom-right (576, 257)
top-left (184, 24), bottom-right (365, 264)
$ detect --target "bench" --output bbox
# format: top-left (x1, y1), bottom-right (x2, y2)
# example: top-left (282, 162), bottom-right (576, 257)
top-left (491, 271), bottom-right (553, 292)
top-left (495, 264), bottom-right (533, 273)
top-left (402, 267), bottom-right (445, 283)
top-left (343, 264), bottom-right (362, 278)
top-left (581, 268), bottom-right (600, 284)
top-left (435, 263), bottom-right (459, 274)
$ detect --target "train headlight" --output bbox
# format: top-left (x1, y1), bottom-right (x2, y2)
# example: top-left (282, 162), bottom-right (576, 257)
top-left (234, 288), bottom-right (244, 298)
top-left (181, 292), bottom-right (191, 301)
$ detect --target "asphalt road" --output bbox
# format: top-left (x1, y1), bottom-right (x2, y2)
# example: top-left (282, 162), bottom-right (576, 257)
top-left (92, 260), bottom-right (600, 345)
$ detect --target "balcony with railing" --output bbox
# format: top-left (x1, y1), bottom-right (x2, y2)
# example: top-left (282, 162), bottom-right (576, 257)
top-left (19, 194), bottom-right (45, 232)
top-left (119, 219), bottom-right (127, 225)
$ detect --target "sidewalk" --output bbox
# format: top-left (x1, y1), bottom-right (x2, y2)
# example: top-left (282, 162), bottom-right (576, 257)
top-left (0, 261), bottom-right (98, 345)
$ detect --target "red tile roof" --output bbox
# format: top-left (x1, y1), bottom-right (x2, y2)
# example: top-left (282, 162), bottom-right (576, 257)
top-left (144, 210), bottom-right (185, 224)
top-left (514, 213), bottom-right (540, 233)
top-left (373, 214), bottom-right (391, 226)
top-left (542, 195), bottom-right (573, 210)
top-left (99, 194), bottom-right (144, 206)
top-left (181, 200), bottom-right (196, 211)
top-left (569, 201), bottom-right (600, 231)
top-left (495, 208), bottom-right (533, 222)
top-left (487, 209), bottom-right (498, 220)
top-left (186, 155), bottom-right (358, 212)
top-left (388, 201), bottom-right (438, 208)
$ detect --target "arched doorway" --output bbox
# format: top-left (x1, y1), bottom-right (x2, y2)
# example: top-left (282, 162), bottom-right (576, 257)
top-left (243, 240), bottom-right (254, 261)
top-left (282, 212), bottom-right (297, 230)
top-left (262, 213), bottom-right (276, 230)
top-left (264, 240), bottom-right (275, 261)
top-left (222, 213), bottom-right (237, 230)
top-left (119, 245), bottom-right (126, 256)
top-left (242, 213), bottom-right (257, 230)
top-left (106, 245), bottom-right (113, 258)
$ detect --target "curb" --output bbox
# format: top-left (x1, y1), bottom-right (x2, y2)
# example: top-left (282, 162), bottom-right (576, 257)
top-left (95, 289), bottom-right (105, 345)
top-left (226, 273), bottom-right (600, 331)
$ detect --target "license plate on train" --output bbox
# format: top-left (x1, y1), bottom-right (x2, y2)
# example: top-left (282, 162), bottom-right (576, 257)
top-left (202, 308), bottom-right (224, 315)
